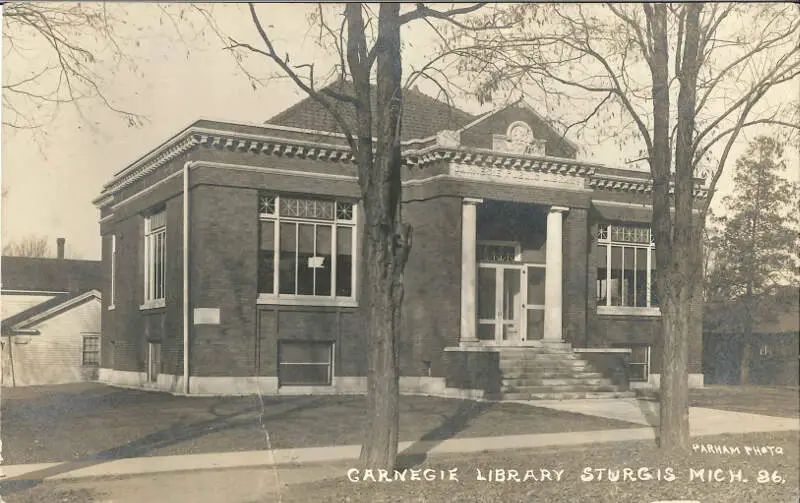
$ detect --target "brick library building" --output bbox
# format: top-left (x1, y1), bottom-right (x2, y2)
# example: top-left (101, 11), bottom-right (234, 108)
top-left (94, 87), bottom-right (705, 398)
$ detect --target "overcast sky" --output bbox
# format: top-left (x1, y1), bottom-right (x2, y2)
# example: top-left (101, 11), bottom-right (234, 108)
top-left (2, 3), bottom-right (797, 261)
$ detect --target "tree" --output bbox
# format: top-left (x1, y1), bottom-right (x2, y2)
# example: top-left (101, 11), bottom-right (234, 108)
top-left (2, 235), bottom-right (50, 257)
top-left (705, 136), bottom-right (799, 383)
top-left (2, 2), bottom-right (215, 132)
top-left (2, 2), bottom-right (144, 130)
top-left (225, 3), bottom-right (488, 469)
top-left (452, 4), bottom-right (800, 451)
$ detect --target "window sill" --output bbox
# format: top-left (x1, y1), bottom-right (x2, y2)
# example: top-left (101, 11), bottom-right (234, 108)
top-left (257, 294), bottom-right (357, 308)
top-left (139, 299), bottom-right (166, 311)
top-left (597, 306), bottom-right (661, 317)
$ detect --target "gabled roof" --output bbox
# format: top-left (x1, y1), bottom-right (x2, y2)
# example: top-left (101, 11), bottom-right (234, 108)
top-left (1, 289), bottom-right (101, 334)
top-left (1, 256), bottom-right (103, 293)
top-left (266, 81), bottom-right (479, 142)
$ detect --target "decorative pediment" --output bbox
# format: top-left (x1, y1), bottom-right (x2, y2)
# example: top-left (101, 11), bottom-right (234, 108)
top-left (492, 121), bottom-right (547, 155)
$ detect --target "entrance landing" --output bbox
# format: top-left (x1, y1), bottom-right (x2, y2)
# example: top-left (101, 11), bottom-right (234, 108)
top-left (485, 344), bottom-right (635, 400)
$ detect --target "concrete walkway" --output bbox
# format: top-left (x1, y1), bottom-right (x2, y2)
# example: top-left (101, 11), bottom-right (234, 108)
top-left (525, 398), bottom-right (800, 436)
top-left (2, 401), bottom-right (797, 483)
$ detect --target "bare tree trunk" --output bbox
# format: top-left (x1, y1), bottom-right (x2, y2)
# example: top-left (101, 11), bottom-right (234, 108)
top-left (353, 3), bottom-right (410, 470)
top-left (740, 337), bottom-right (751, 385)
top-left (655, 3), bottom-right (702, 452)
top-left (658, 278), bottom-right (692, 452)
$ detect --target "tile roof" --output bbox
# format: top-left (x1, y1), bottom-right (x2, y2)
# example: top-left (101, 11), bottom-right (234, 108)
top-left (1, 257), bottom-right (103, 293)
top-left (266, 81), bottom-right (479, 141)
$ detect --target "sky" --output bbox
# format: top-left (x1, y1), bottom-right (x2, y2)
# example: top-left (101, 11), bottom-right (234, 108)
top-left (1, 3), bottom-right (798, 261)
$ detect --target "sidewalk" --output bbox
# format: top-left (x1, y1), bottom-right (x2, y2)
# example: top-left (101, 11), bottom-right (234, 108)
top-left (3, 401), bottom-right (797, 483)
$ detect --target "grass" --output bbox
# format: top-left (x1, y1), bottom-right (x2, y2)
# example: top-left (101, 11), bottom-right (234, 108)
top-left (1, 383), bottom-right (638, 465)
top-left (278, 431), bottom-right (800, 503)
top-left (689, 386), bottom-right (799, 418)
top-left (6, 432), bottom-right (794, 503)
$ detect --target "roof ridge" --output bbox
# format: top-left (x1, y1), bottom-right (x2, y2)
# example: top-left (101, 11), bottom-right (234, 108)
top-left (265, 79), bottom-right (477, 127)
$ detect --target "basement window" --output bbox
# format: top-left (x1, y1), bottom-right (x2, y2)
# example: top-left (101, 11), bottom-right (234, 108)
top-left (614, 343), bottom-right (650, 382)
top-left (278, 340), bottom-right (333, 387)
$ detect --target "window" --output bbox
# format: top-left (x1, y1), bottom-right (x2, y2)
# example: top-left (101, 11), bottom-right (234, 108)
top-left (477, 241), bottom-right (521, 263)
top-left (82, 336), bottom-right (100, 365)
top-left (615, 343), bottom-right (650, 382)
top-left (144, 210), bottom-right (166, 304)
top-left (258, 194), bottom-right (356, 303)
top-left (110, 234), bottom-right (117, 308)
top-left (278, 341), bottom-right (334, 386)
top-left (596, 223), bottom-right (658, 312)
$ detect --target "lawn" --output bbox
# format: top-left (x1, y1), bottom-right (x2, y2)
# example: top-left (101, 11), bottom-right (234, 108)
top-left (4, 431), bottom-right (796, 503)
top-left (690, 385), bottom-right (799, 418)
top-left (1, 383), bottom-right (639, 465)
top-left (278, 430), bottom-right (800, 503)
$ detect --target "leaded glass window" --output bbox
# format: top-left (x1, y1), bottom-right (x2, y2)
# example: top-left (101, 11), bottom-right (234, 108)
top-left (259, 194), bottom-right (356, 301)
top-left (596, 223), bottom-right (657, 309)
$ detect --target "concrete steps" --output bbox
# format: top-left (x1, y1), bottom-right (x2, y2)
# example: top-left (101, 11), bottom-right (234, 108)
top-left (489, 390), bottom-right (636, 401)
top-left (502, 377), bottom-right (612, 387)
top-left (494, 344), bottom-right (629, 401)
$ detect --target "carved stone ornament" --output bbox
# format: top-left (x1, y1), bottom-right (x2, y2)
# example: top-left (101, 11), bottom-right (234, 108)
top-left (492, 121), bottom-right (546, 155)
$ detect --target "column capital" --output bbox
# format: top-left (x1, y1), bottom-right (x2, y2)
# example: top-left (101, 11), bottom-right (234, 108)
top-left (549, 205), bottom-right (570, 214)
top-left (463, 197), bottom-right (484, 205)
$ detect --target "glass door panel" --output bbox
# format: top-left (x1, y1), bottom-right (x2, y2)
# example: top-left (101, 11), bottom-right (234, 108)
top-left (526, 266), bottom-right (546, 306)
top-left (501, 268), bottom-right (521, 341)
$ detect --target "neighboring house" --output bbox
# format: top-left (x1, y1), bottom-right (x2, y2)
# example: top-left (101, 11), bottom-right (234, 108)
top-left (93, 84), bottom-right (707, 397)
top-left (704, 287), bottom-right (799, 386)
top-left (1, 239), bottom-right (103, 387)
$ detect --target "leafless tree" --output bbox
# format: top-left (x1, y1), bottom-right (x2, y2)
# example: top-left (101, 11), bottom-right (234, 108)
top-left (452, 3), bottom-right (800, 451)
top-left (224, 2), bottom-right (497, 470)
top-left (2, 2), bottom-right (220, 132)
top-left (3, 235), bottom-right (50, 258)
top-left (2, 2), bottom-right (147, 130)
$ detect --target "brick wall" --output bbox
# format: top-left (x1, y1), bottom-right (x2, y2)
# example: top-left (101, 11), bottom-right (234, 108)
top-left (102, 194), bottom-right (183, 376)
top-left (257, 307), bottom-right (364, 378)
top-left (189, 185), bottom-right (259, 377)
top-left (585, 214), bottom-right (703, 377)
top-left (564, 208), bottom-right (588, 345)
top-left (400, 196), bottom-right (463, 377)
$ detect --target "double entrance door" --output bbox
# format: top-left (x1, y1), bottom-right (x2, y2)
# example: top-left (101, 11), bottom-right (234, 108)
top-left (477, 263), bottom-right (546, 343)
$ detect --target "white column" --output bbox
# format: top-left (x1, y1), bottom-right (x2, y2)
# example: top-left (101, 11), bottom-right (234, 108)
top-left (460, 197), bottom-right (483, 345)
top-left (544, 206), bottom-right (569, 341)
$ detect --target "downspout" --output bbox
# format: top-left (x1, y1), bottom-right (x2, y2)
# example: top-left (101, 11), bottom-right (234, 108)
top-left (183, 161), bottom-right (195, 395)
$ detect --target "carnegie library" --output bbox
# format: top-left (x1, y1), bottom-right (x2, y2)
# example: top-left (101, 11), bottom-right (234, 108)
top-left (94, 85), bottom-right (706, 398)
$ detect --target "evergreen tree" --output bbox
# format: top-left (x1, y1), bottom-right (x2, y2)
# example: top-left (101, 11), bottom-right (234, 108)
top-left (707, 136), bottom-right (799, 383)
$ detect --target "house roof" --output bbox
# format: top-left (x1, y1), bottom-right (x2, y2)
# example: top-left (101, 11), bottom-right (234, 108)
top-left (705, 287), bottom-right (800, 334)
top-left (1, 256), bottom-right (103, 293)
top-left (266, 81), bottom-right (480, 142)
top-left (1, 289), bottom-right (101, 334)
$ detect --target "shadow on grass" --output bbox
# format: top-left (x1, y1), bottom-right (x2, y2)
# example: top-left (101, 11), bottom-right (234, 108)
top-left (395, 400), bottom-right (495, 469)
top-left (1, 395), bottom-right (329, 494)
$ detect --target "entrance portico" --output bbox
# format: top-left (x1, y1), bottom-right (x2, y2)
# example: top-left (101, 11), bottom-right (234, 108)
top-left (459, 199), bottom-right (569, 346)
